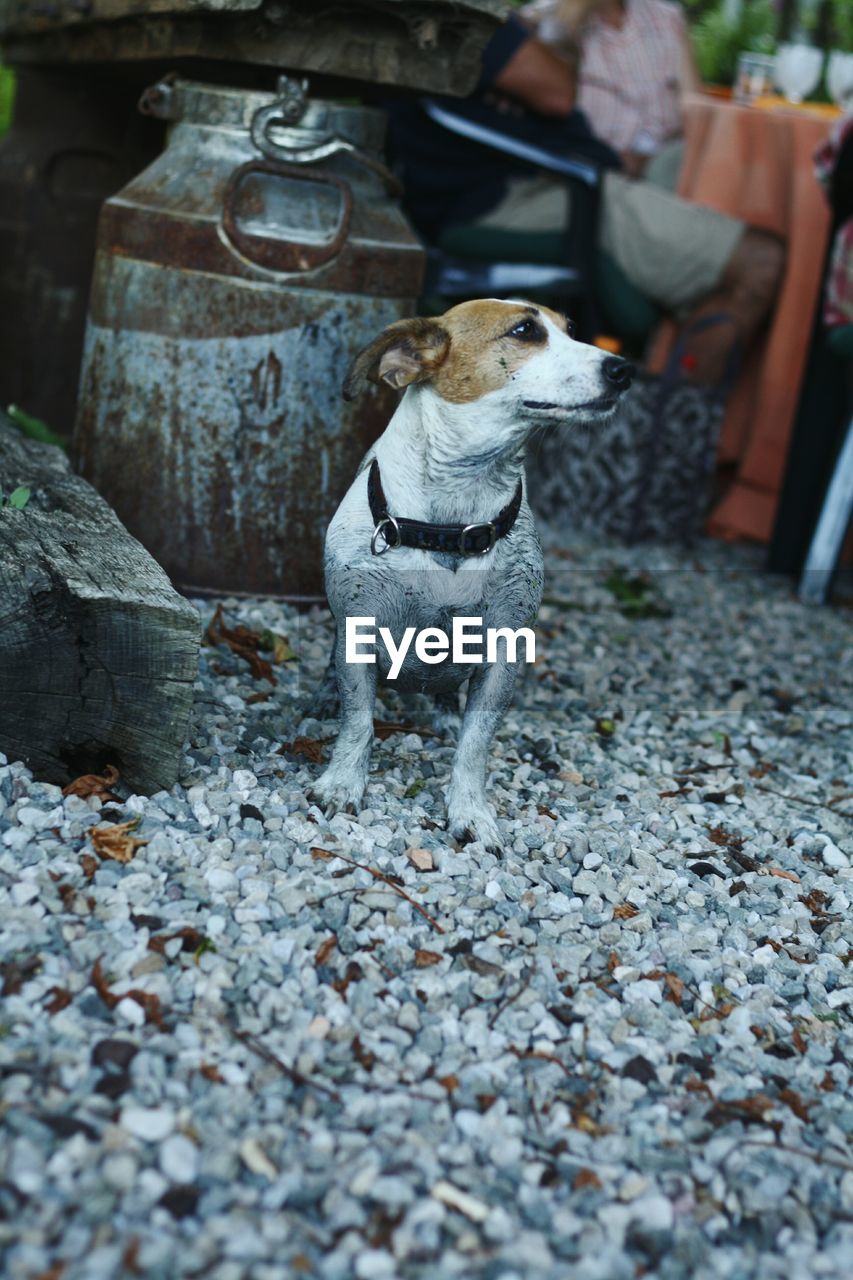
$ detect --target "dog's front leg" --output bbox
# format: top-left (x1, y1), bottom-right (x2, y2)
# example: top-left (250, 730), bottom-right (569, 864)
top-left (447, 660), bottom-right (516, 853)
top-left (311, 639), bottom-right (377, 815)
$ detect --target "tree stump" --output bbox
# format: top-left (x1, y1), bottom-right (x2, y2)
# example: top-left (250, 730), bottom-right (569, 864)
top-left (0, 416), bottom-right (199, 794)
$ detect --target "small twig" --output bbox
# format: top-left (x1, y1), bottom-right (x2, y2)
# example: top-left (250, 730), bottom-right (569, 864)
top-left (733, 1139), bottom-right (853, 1174)
top-left (756, 783), bottom-right (853, 820)
top-left (509, 1045), bottom-right (574, 1078)
top-left (233, 1028), bottom-right (341, 1103)
top-left (488, 966), bottom-right (534, 1029)
top-left (311, 848), bottom-right (444, 934)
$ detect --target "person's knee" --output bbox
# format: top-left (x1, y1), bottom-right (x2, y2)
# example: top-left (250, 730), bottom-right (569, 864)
top-left (725, 229), bottom-right (785, 305)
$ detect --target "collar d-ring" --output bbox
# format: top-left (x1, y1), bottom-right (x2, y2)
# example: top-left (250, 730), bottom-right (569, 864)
top-left (371, 514), bottom-right (402, 555)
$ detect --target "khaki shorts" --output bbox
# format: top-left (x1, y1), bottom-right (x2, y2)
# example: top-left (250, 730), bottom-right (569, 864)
top-left (473, 164), bottom-right (744, 313)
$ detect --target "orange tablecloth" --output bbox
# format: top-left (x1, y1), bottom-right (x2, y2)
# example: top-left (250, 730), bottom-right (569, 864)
top-left (651, 94), bottom-right (834, 543)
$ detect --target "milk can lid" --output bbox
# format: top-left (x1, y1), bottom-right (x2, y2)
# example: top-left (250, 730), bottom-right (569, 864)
top-left (139, 75), bottom-right (387, 156)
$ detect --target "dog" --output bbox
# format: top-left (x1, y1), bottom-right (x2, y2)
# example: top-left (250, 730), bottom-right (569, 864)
top-left (311, 299), bottom-right (634, 851)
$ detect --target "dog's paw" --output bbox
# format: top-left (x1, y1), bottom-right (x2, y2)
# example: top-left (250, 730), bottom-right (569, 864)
top-left (309, 768), bottom-right (366, 816)
top-left (447, 801), bottom-right (503, 854)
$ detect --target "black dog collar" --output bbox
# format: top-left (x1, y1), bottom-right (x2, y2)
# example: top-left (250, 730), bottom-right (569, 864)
top-left (367, 458), bottom-right (523, 557)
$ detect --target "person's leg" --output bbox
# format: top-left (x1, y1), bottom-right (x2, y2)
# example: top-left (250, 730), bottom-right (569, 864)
top-left (676, 229), bottom-right (785, 385)
top-left (600, 173), bottom-right (785, 383)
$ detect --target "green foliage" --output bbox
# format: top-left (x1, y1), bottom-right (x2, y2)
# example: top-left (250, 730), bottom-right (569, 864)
top-left (0, 486), bottom-right (32, 510)
top-left (830, 0), bottom-right (853, 51)
top-left (6, 403), bottom-right (68, 450)
top-left (0, 63), bottom-right (14, 138)
top-left (691, 1), bottom-right (777, 85)
top-left (603, 567), bottom-right (671, 619)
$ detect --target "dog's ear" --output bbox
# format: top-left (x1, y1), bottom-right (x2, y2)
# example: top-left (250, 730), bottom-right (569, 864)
top-left (343, 317), bottom-right (450, 401)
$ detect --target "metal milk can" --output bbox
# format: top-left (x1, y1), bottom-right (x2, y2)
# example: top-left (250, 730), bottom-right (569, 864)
top-left (73, 76), bottom-right (424, 596)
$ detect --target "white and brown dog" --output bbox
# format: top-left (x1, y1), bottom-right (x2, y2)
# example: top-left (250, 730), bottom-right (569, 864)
top-left (311, 299), bottom-right (634, 851)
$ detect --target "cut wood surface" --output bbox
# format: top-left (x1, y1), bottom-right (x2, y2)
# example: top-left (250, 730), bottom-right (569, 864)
top-left (0, 0), bottom-right (508, 95)
top-left (0, 415), bottom-right (199, 794)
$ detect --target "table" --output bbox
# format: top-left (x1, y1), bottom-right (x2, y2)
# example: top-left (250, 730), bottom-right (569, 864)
top-left (651, 93), bottom-right (835, 543)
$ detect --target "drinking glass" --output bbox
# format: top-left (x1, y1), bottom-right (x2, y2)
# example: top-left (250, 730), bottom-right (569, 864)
top-left (827, 51), bottom-right (853, 109)
top-left (775, 43), bottom-right (825, 104)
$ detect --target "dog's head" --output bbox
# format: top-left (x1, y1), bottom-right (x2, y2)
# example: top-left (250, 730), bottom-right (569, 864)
top-left (343, 300), bottom-right (634, 445)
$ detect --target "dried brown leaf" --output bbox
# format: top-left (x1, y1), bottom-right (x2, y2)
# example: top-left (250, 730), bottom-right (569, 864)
top-left (62, 765), bottom-right (121, 803)
top-left (1, 953), bottom-right (41, 995)
top-left (664, 973), bottom-right (685, 1005)
top-left (148, 926), bottom-right (204, 957)
top-left (573, 1112), bottom-right (610, 1137)
top-left (799, 889), bottom-right (828, 913)
top-left (122, 1239), bottom-right (142, 1276)
top-left (200, 1063), bottom-right (225, 1083)
top-left (373, 719), bottom-right (437, 740)
top-left (331, 961), bottom-right (365, 999)
top-left (44, 987), bottom-right (73, 1015)
top-left (352, 1034), bottom-right (375, 1072)
top-left (280, 736), bottom-right (328, 764)
top-left (414, 949), bottom-right (442, 968)
top-left (79, 854), bottom-right (98, 880)
top-left (779, 1087), bottom-right (811, 1122)
top-left (90, 819), bottom-right (148, 864)
top-left (315, 936), bottom-right (337, 966)
top-left (612, 903), bottom-right (639, 921)
top-left (310, 846), bottom-right (335, 862)
top-left (206, 604), bottom-right (275, 684)
top-left (438, 1074), bottom-right (459, 1093)
top-left (766, 867), bottom-right (800, 883)
top-left (90, 958), bottom-right (167, 1029)
top-left (573, 1168), bottom-right (602, 1191)
top-left (33, 1265), bottom-right (65, 1280)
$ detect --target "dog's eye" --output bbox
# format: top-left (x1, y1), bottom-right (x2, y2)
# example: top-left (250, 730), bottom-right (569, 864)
top-left (506, 318), bottom-right (543, 342)
top-left (565, 319), bottom-right (576, 338)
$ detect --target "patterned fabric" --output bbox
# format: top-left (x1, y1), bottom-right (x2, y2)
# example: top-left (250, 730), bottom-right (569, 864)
top-left (527, 312), bottom-right (739, 545)
top-left (825, 220), bottom-right (853, 328)
top-left (526, 0), bottom-right (688, 154)
top-left (814, 112), bottom-right (853, 329)
top-left (527, 373), bottom-right (725, 544)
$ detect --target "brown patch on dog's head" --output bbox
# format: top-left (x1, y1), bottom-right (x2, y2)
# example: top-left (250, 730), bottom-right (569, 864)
top-left (343, 301), bottom-right (571, 404)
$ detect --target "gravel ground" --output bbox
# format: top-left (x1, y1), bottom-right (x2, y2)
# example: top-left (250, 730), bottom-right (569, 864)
top-left (2, 533), bottom-right (852, 1280)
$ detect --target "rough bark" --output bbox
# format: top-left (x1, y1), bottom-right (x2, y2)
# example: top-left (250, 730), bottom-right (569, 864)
top-left (0, 416), bottom-right (199, 794)
top-left (0, 0), bottom-right (509, 96)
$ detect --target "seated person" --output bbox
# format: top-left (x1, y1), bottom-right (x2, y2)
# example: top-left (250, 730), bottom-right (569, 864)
top-left (522, 0), bottom-right (699, 182)
top-left (387, 13), bottom-right (784, 385)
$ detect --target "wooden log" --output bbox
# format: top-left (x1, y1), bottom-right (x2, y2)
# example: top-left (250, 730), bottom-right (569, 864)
top-left (0, 415), bottom-right (199, 794)
top-left (0, 0), bottom-right (508, 96)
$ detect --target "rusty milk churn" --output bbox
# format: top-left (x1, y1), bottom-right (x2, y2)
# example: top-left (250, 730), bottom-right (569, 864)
top-left (73, 76), bottom-right (424, 596)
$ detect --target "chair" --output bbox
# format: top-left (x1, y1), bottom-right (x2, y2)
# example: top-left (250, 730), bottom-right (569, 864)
top-left (417, 99), bottom-right (660, 347)
top-left (798, 324), bottom-right (853, 605)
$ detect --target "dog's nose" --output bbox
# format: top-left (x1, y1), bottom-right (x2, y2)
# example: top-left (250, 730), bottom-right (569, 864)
top-left (602, 356), bottom-right (636, 390)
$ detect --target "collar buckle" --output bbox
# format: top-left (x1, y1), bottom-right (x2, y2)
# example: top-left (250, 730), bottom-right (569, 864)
top-left (459, 521), bottom-right (497, 556)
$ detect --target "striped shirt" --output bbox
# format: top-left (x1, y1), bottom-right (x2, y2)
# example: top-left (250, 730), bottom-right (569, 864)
top-left (527, 0), bottom-right (688, 155)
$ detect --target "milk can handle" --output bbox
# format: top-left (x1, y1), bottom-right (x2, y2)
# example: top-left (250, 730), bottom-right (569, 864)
top-left (251, 102), bottom-right (401, 196)
top-left (220, 160), bottom-right (353, 273)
